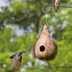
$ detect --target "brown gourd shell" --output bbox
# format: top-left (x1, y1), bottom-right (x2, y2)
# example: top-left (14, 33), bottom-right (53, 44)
top-left (35, 25), bottom-right (57, 60)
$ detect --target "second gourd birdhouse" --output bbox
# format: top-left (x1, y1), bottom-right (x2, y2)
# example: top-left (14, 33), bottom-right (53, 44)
top-left (35, 25), bottom-right (57, 60)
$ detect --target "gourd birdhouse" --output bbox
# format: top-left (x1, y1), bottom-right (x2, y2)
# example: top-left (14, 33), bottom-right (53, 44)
top-left (35, 25), bottom-right (57, 60)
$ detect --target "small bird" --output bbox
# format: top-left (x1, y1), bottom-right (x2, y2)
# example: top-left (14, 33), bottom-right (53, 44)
top-left (53, 0), bottom-right (61, 12)
top-left (10, 51), bottom-right (26, 72)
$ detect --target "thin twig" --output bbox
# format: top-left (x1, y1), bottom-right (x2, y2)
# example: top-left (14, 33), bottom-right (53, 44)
top-left (44, 4), bottom-right (72, 8)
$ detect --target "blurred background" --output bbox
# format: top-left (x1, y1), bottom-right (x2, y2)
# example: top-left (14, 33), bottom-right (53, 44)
top-left (0, 0), bottom-right (72, 72)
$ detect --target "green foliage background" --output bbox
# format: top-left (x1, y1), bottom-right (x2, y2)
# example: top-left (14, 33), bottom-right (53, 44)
top-left (0, 0), bottom-right (72, 72)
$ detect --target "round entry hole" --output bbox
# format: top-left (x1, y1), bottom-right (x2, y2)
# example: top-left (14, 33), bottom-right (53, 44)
top-left (40, 46), bottom-right (45, 52)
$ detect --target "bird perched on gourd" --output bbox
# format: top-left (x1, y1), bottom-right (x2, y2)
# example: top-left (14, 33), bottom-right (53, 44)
top-left (35, 25), bottom-right (57, 60)
top-left (53, 0), bottom-right (61, 12)
top-left (10, 51), bottom-right (26, 72)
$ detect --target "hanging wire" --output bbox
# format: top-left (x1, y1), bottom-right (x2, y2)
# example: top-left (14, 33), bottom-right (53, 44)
top-left (42, 4), bottom-right (52, 14)
top-left (42, 4), bottom-right (72, 14)
top-left (47, 4), bottom-right (72, 8)
top-left (43, 4), bottom-right (72, 8)
top-left (42, 4), bottom-right (53, 25)
top-left (45, 14), bottom-right (49, 25)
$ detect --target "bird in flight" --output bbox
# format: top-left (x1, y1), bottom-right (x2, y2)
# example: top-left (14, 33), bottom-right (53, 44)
top-left (53, 0), bottom-right (61, 12)
top-left (10, 50), bottom-right (26, 72)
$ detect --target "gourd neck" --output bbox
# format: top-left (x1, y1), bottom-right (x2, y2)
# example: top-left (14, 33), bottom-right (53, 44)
top-left (41, 25), bottom-right (50, 37)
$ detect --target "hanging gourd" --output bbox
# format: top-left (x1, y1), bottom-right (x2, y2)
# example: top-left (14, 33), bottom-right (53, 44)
top-left (35, 25), bottom-right (57, 60)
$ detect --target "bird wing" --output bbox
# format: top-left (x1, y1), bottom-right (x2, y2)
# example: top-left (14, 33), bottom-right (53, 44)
top-left (10, 53), bottom-right (17, 59)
